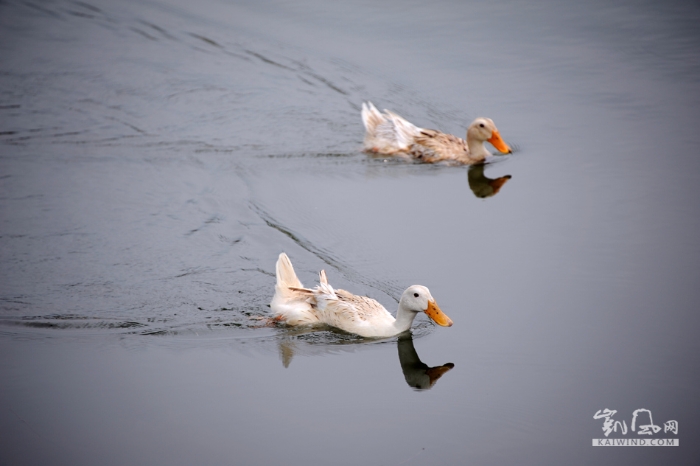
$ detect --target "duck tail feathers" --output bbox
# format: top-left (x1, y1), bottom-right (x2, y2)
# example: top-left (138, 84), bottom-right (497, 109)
top-left (384, 110), bottom-right (421, 148)
top-left (275, 253), bottom-right (303, 298)
top-left (361, 101), bottom-right (386, 136)
top-left (362, 101), bottom-right (421, 152)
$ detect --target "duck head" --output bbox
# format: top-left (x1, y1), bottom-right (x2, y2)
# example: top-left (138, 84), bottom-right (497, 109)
top-left (467, 117), bottom-right (512, 154)
top-left (400, 285), bottom-right (453, 327)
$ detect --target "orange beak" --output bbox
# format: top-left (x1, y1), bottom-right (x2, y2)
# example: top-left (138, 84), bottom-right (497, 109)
top-left (425, 300), bottom-right (453, 327)
top-left (487, 129), bottom-right (512, 154)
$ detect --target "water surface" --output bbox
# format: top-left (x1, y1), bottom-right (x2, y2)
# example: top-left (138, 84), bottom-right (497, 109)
top-left (1, 0), bottom-right (699, 464)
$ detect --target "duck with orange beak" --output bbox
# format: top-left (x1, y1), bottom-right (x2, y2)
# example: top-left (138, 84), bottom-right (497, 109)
top-left (271, 253), bottom-right (453, 338)
top-left (362, 101), bottom-right (511, 164)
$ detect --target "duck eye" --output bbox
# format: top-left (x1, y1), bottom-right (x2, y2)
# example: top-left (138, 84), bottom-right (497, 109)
top-left (479, 123), bottom-right (485, 128)
top-left (413, 293), bottom-right (419, 298)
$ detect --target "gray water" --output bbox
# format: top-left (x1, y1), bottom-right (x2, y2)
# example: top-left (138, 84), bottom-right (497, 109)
top-left (1, 0), bottom-right (700, 464)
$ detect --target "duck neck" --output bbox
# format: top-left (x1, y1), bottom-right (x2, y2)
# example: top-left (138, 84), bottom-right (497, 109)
top-left (394, 303), bottom-right (418, 334)
top-left (466, 137), bottom-right (490, 163)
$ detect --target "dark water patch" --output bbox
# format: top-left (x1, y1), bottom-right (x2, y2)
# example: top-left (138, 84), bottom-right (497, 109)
top-left (259, 151), bottom-right (359, 159)
top-left (240, 267), bottom-right (274, 278)
top-left (218, 234), bottom-right (242, 245)
top-left (103, 116), bottom-right (147, 135)
top-left (188, 32), bottom-right (221, 48)
top-left (245, 50), bottom-right (294, 70)
top-left (174, 267), bottom-right (215, 278)
top-left (184, 215), bottom-right (221, 236)
top-left (65, 9), bottom-right (95, 19)
top-left (0, 296), bottom-right (31, 306)
top-left (20, 1), bottom-right (62, 18)
top-left (71, 1), bottom-right (102, 14)
top-left (137, 20), bottom-right (177, 41)
top-left (139, 329), bottom-right (169, 336)
top-left (1, 314), bottom-right (147, 331)
top-left (301, 71), bottom-right (348, 95)
top-left (0, 302), bottom-right (278, 337)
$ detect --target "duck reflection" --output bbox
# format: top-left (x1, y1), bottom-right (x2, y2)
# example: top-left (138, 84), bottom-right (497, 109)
top-left (397, 333), bottom-right (454, 390)
top-left (467, 163), bottom-right (511, 198)
top-left (276, 330), bottom-right (454, 390)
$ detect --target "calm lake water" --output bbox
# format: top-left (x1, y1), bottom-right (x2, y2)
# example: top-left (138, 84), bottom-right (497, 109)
top-left (1, 0), bottom-right (700, 464)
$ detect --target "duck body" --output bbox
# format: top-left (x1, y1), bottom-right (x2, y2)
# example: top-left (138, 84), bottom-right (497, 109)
top-left (270, 253), bottom-right (453, 338)
top-left (361, 101), bottom-right (511, 165)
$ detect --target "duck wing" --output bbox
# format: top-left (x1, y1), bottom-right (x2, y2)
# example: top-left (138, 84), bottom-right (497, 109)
top-left (334, 289), bottom-right (390, 322)
top-left (412, 129), bottom-right (469, 162)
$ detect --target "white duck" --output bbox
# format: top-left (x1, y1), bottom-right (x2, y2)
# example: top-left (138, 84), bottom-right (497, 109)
top-left (361, 101), bottom-right (511, 164)
top-left (270, 253), bottom-right (453, 338)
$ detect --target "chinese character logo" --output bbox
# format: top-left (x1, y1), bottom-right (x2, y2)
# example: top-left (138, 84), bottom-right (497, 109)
top-left (593, 409), bottom-right (627, 437)
top-left (594, 409), bottom-right (678, 437)
top-left (664, 420), bottom-right (679, 435)
top-left (631, 409), bottom-right (661, 435)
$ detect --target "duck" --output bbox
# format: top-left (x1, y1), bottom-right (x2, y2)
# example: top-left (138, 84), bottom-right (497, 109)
top-left (361, 101), bottom-right (512, 164)
top-left (270, 253), bottom-right (453, 338)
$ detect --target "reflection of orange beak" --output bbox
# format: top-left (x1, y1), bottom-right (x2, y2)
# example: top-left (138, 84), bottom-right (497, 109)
top-left (426, 363), bottom-right (455, 386)
top-left (488, 175), bottom-right (512, 194)
top-left (425, 300), bottom-right (453, 327)
top-left (487, 129), bottom-right (512, 154)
